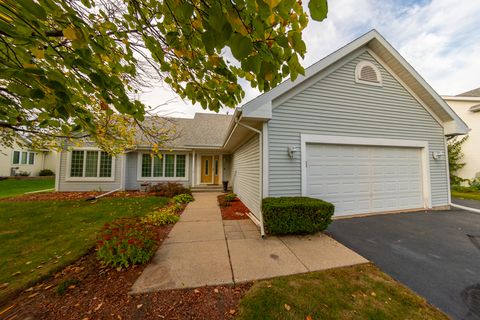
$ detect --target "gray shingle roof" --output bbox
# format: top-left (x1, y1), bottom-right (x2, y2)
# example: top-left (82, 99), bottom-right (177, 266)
top-left (456, 87), bottom-right (480, 97)
top-left (137, 113), bottom-right (233, 149)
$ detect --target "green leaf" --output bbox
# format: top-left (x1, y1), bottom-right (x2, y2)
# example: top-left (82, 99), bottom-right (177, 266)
top-left (308, 0), bottom-right (328, 21)
top-left (229, 33), bottom-right (253, 60)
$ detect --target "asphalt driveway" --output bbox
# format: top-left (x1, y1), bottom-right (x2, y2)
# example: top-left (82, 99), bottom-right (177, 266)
top-left (327, 208), bottom-right (480, 320)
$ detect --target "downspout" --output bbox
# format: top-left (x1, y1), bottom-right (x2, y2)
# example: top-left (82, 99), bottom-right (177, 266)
top-left (235, 117), bottom-right (266, 238)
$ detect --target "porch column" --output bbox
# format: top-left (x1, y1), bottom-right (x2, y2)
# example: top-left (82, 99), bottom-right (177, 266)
top-left (191, 150), bottom-right (195, 186)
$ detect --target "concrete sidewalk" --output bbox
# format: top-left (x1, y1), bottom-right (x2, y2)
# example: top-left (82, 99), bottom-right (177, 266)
top-left (131, 193), bottom-right (367, 293)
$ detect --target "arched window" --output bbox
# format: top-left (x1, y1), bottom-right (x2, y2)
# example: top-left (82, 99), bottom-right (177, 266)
top-left (355, 61), bottom-right (382, 86)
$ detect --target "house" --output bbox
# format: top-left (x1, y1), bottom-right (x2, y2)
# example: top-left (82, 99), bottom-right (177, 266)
top-left (55, 30), bottom-right (468, 234)
top-left (0, 134), bottom-right (58, 177)
top-left (443, 88), bottom-right (480, 182)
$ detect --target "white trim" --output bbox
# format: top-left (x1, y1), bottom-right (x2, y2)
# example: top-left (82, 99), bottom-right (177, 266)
top-left (120, 154), bottom-right (126, 191)
top-left (442, 96), bottom-right (480, 102)
top-left (300, 134), bottom-right (432, 210)
top-left (355, 60), bottom-right (383, 86)
top-left (262, 121), bottom-right (269, 198)
top-left (136, 152), bottom-right (189, 182)
top-left (55, 151), bottom-right (61, 191)
top-left (191, 151), bottom-right (195, 186)
top-left (65, 149), bottom-right (116, 182)
top-left (451, 203), bottom-right (480, 214)
top-left (368, 49), bottom-right (444, 128)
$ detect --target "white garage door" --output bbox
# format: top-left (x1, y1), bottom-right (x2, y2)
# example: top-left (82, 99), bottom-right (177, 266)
top-left (306, 143), bottom-right (424, 216)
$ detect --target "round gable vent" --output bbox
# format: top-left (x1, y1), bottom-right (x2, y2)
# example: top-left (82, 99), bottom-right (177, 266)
top-left (355, 61), bottom-right (382, 86)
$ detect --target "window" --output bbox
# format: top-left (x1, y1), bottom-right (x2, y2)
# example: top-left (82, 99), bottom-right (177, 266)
top-left (13, 151), bottom-right (20, 164)
top-left (28, 153), bottom-right (35, 165)
top-left (140, 153), bottom-right (186, 179)
top-left (214, 159), bottom-right (219, 176)
top-left (12, 151), bottom-right (35, 165)
top-left (205, 159), bottom-right (209, 175)
top-left (355, 61), bottom-right (382, 86)
top-left (69, 150), bottom-right (113, 179)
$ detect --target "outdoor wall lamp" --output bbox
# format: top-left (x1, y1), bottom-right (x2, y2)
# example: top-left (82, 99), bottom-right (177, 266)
top-left (432, 151), bottom-right (444, 160)
top-left (288, 146), bottom-right (299, 158)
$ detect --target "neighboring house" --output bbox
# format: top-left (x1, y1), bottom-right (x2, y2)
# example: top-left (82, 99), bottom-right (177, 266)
top-left (443, 88), bottom-right (480, 182)
top-left (0, 135), bottom-right (58, 177)
top-left (55, 30), bottom-right (468, 233)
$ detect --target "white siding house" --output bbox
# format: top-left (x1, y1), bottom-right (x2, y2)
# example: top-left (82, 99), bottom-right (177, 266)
top-left (0, 136), bottom-right (58, 177)
top-left (55, 30), bottom-right (468, 235)
top-left (443, 90), bottom-right (480, 182)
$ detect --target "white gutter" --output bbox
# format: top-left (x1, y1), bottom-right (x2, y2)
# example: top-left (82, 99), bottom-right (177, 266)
top-left (235, 116), bottom-right (266, 238)
top-left (450, 203), bottom-right (480, 214)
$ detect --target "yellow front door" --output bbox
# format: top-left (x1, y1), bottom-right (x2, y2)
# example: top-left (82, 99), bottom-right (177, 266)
top-left (200, 156), bottom-right (213, 183)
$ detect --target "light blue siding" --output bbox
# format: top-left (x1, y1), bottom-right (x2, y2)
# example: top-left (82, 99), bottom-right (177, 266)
top-left (268, 50), bottom-right (449, 207)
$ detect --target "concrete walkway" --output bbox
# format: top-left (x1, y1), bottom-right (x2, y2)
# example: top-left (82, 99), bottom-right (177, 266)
top-left (131, 193), bottom-right (367, 293)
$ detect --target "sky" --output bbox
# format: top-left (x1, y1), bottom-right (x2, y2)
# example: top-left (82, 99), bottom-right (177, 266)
top-left (140, 0), bottom-right (480, 118)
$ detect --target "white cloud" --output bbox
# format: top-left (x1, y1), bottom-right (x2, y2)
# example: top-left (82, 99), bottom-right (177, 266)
top-left (141, 0), bottom-right (480, 117)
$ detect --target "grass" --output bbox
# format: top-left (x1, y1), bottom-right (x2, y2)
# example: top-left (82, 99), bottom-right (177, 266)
top-left (0, 196), bottom-right (168, 302)
top-left (237, 264), bottom-right (447, 320)
top-left (0, 178), bottom-right (55, 198)
top-left (451, 190), bottom-right (480, 201)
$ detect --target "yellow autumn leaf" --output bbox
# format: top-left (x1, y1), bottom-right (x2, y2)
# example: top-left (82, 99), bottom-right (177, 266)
top-left (265, 72), bottom-right (273, 81)
top-left (0, 12), bottom-right (12, 22)
top-left (208, 55), bottom-right (221, 66)
top-left (32, 48), bottom-right (44, 60)
top-left (263, 0), bottom-right (282, 9)
top-left (63, 25), bottom-right (78, 41)
top-left (267, 14), bottom-right (277, 25)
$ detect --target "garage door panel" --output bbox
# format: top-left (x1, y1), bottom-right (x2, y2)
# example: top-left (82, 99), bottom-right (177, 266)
top-left (306, 143), bottom-right (424, 216)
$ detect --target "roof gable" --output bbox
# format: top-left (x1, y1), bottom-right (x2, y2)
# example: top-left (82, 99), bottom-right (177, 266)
top-left (240, 30), bottom-right (468, 135)
top-left (457, 87), bottom-right (480, 97)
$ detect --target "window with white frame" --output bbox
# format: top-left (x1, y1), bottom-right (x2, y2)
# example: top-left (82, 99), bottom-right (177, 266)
top-left (140, 153), bottom-right (186, 178)
top-left (69, 150), bottom-right (113, 178)
top-left (12, 151), bottom-right (35, 165)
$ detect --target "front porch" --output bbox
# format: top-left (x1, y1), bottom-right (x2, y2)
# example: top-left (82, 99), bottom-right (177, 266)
top-left (190, 150), bottom-right (231, 190)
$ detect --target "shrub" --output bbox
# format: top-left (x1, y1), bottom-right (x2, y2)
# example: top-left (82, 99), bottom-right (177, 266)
top-left (151, 182), bottom-right (192, 198)
top-left (16, 171), bottom-right (30, 176)
top-left (451, 185), bottom-right (475, 193)
top-left (469, 178), bottom-right (480, 191)
top-left (172, 193), bottom-right (194, 204)
top-left (142, 205), bottom-right (181, 226)
top-left (39, 169), bottom-right (55, 176)
top-left (96, 218), bottom-right (157, 268)
top-left (262, 197), bottom-right (334, 235)
top-left (224, 193), bottom-right (237, 202)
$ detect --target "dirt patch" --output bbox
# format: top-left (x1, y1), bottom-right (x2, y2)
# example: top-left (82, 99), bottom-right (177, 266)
top-left (1, 191), bottom-right (155, 202)
top-left (1, 223), bottom-right (252, 319)
top-left (218, 194), bottom-right (250, 220)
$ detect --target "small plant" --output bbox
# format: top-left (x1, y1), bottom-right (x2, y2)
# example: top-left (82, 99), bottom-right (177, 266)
top-left (172, 193), bottom-right (194, 204)
top-left (224, 193), bottom-right (237, 202)
top-left (16, 171), bottom-right (30, 177)
top-left (142, 205), bottom-right (181, 226)
top-left (151, 182), bottom-right (192, 197)
top-left (96, 218), bottom-right (157, 268)
top-left (55, 278), bottom-right (80, 295)
top-left (39, 169), bottom-right (54, 176)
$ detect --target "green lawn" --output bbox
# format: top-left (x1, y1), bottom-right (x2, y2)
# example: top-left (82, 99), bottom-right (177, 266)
top-left (237, 264), bottom-right (447, 320)
top-left (452, 190), bottom-right (480, 201)
top-left (0, 178), bottom-right (55, 198)
top-left (0, 196), bottom-right (168, 301)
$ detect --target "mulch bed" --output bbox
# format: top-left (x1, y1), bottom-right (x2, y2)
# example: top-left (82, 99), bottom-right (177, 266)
top-left (1, 191), bottom-right (155, 202)
top-left (1, 222), bottom-right (252, 320)
top-left (218, 194), bottom-right (250, 220)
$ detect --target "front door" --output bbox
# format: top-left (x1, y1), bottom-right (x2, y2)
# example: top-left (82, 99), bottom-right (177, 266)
top-left (201, 156), bottom-right (213, 183)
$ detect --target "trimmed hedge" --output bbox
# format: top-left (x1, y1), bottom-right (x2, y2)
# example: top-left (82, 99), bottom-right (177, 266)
top-left (262, 197), bottom-right (334, 235)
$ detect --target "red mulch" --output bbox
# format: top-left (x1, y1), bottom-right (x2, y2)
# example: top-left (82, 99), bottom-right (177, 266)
top-left (218, 194), bottom-right (250, 220)
top-left (1, 223), bottom-right (252, 320)
top-left (2, 191), bottom-right (155, 202)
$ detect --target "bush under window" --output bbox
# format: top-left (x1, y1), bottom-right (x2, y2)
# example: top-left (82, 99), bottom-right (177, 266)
top-left (39, 169), bottom-right (54, 176)
top-left (262, 197), bottom-right (334, 235)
